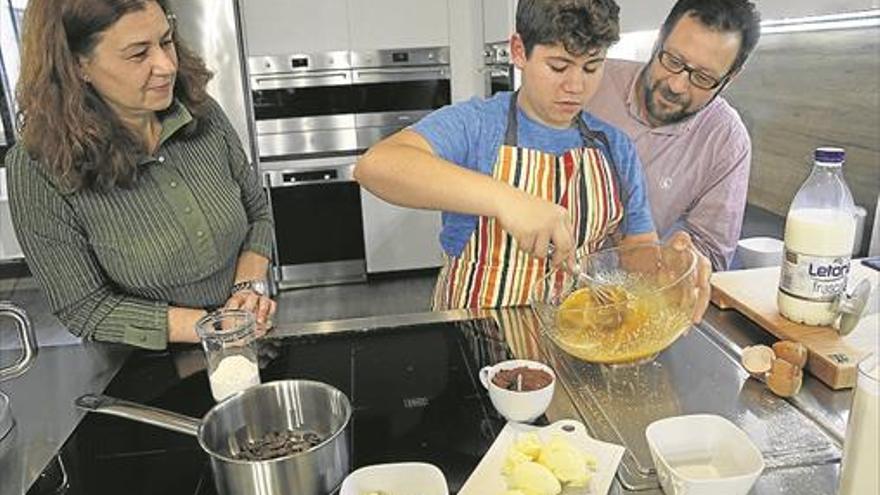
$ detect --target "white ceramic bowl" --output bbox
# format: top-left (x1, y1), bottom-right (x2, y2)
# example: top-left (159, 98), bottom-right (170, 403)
top-left (478, 359), bottom-right (555, 423)
top-left (645, 414), bottom-right (764, 495)
top-left (339, 462), bottom-right (448, 495)
top-left (736, 237), bottom-right (784, 269)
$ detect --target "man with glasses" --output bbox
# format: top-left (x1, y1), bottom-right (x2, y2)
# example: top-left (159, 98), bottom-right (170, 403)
top-left (587, 0), bottom-right (761, 270)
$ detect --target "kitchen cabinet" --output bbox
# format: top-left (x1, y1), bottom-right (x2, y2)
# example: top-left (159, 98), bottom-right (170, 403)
top-left (347, 0), bottom-right (449, 50)
top-left (0, 173), bottom-right (22, 260)
top-left (243, 0), bottom-right (451, 55)
top-left (241, 0), bottom-right (350, 56)
top-left (360, 188), bottom-right (443, 273)
top-left (482, 0), bottom-right (515, 44)
top-left (0, 202), bottom-right (22, 260)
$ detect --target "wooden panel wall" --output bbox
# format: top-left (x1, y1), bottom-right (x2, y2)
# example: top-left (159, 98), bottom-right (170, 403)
top-left (725, 27), bottom-right (880, 252)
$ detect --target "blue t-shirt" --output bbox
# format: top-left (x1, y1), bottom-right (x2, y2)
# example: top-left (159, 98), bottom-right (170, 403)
top-left (412, 91), bottom-right (655, 256)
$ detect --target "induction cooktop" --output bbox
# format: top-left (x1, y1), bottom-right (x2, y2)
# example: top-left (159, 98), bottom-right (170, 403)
top-left (36, 318), bottom-right (523, 495)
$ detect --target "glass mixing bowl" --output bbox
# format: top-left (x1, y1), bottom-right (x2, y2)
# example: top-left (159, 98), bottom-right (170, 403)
top-left (531, 242), bottom-right (698, 365)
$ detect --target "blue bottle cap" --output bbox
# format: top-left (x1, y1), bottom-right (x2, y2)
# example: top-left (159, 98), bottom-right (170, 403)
top-left (814, 147), bottom-right (845, 163)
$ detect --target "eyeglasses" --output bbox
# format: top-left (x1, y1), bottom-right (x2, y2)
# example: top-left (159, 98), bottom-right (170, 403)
top-left (656, 49), bottom-right (727, 90)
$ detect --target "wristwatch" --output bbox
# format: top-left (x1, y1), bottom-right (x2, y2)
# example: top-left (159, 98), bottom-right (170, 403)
top-left (230, 279), bottom-right (269, 297)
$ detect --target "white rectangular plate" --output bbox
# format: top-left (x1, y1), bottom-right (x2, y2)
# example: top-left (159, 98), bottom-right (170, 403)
top-left (459, 419), bottom-right (625, 495)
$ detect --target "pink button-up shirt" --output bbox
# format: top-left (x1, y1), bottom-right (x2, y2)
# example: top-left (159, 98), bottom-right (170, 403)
top-left (587, 59), bottom-right (752, 270)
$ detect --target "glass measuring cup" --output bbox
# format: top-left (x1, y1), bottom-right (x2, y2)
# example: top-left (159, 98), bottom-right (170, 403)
top-left (195, 309), bottom-right (261, 402)
top-left (838, 354), bottom-right (879, 494)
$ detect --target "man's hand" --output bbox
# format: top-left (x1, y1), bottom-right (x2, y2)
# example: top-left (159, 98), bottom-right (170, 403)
top-left (224, 290), bottom-right (277, 338)
top-left (667, 231), bottom-right (712, 323)
top-left (495, 188), bottom-right (576, 268)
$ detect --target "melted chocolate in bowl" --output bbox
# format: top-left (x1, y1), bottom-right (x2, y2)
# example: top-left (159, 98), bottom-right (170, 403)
top-left (491, 366), bottom-right (553, 392)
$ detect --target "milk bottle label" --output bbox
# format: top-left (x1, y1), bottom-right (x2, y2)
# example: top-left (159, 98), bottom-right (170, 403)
top-left (779, 249), bottom-right (850, 302)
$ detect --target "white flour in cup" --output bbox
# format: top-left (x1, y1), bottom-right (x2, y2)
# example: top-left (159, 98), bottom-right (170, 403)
top-left (209, 354), bottom-right (260, 401)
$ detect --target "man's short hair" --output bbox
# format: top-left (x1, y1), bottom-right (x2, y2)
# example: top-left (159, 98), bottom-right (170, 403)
top-left (660, 0), bottom-right (761, 74)
top-left (516, 0), bottom-right (621, 57)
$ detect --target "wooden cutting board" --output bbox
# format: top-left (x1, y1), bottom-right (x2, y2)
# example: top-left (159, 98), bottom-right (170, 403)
top-left (710, 264), bottom-right (877, 389)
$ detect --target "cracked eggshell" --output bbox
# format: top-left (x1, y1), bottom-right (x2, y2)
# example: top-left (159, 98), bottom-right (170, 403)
top-left (741, 345), bottom-right (775, 378)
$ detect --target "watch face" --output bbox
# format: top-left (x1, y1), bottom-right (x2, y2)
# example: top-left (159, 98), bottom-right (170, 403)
top-left (250, 280), bottom-right (268, 296)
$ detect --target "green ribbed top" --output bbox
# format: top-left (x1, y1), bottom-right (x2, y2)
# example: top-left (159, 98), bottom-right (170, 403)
top-left (4, 99), bottom-right (274, 349)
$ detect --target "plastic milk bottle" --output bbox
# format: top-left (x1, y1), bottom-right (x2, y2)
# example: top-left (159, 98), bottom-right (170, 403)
top-left (777, 147), bottom-right (856, 326)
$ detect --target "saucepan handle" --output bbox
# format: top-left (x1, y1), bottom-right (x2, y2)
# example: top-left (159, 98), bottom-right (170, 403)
top-left (0, 301), bottom-right (38, 382)
top-left (75, 394), bottom-right (201, 437)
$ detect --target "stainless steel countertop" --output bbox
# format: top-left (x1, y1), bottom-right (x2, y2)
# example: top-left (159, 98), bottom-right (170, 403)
top-left (271, 306), bottom-right (852, 494)
top-left (0, 304), bottom-right (853, 494)
top-left (0, 343), bottom-right (131, 494)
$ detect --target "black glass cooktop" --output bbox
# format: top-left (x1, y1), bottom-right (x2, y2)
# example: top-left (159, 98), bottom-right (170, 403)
top-left (40, 318), bottom-right (528, 495)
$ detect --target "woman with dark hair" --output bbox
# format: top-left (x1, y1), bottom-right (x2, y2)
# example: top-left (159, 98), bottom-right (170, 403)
top-left (5, 0), bottom-right (276, 349)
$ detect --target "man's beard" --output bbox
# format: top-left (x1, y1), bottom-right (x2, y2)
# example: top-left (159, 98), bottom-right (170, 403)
top-left (642, 78), bottom-right (700, 126)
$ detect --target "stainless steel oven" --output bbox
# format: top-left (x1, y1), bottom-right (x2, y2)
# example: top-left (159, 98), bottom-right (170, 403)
top-left (484, 41), bottom-right (515, 95)
top-left (350, 48), bottom-right (451, 149)
top-left (264, 157), bottom-right (366, 289)
top-left (250, 50), bottom-right (356, 159)
top-left (249, 46), bottom-right (450, 161)
top-left (249, 47), bottom-right (450, 286)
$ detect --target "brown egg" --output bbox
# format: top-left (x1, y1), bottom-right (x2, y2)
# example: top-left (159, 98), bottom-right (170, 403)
top-left (772, 341), bottom-right (808, 369)
top-left (766, 358), bottom-right (803, 397)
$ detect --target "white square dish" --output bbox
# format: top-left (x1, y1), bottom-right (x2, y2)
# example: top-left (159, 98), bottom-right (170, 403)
top-left (339, 462), bottom-right (447, 495)
top-left (645, 414), bottom-right (764, 495)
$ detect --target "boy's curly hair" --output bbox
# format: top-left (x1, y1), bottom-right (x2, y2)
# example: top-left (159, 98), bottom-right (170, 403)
top-left (516, 0), bottom-right (621, 57)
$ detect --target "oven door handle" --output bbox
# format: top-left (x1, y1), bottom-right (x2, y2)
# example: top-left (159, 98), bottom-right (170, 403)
top-left (252, 72), bottom-right (351, 90)
top-left (267, 166), bottom-right (355, 187)
top-left (352, 67), bottom-right (450, 84)
top-left (273, 178), bottom-right (342, 187)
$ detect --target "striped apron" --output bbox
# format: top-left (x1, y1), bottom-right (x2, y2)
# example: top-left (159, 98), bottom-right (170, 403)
top-left (432, 93), bottom-right (625, 310)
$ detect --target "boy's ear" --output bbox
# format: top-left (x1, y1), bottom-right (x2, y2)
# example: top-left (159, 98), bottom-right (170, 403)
top-left (510, 33), bottom-right (528, 69)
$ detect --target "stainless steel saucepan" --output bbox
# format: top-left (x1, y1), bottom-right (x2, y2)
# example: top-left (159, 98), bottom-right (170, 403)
top-left (76, 379), bottom-right (351, 495)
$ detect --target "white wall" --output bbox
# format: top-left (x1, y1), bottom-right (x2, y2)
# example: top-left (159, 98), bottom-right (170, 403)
top-left (450, 0), bottom-right (488, 102)
top-left (611, 0), bottom-right (880, 62)
top-left (616, 0), bottom-right (675, 33)
top-left (483, 0), bottom-right (516, 43)
top-left (750, 0), bottom-right (878, 21)
top-left (617, 0), bottom-right (880, 33)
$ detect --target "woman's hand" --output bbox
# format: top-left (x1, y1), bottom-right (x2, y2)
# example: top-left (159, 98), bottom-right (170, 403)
top-left (666, 231), bottom-right (712, 323)
top-left (494, 188), bottom-right (576, 268)
top-left (224, 290), bottom-right (277, 337)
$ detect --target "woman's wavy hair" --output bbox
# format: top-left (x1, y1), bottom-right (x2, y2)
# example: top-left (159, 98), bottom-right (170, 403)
top-left (16, 0), bottom-right (212, 191)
